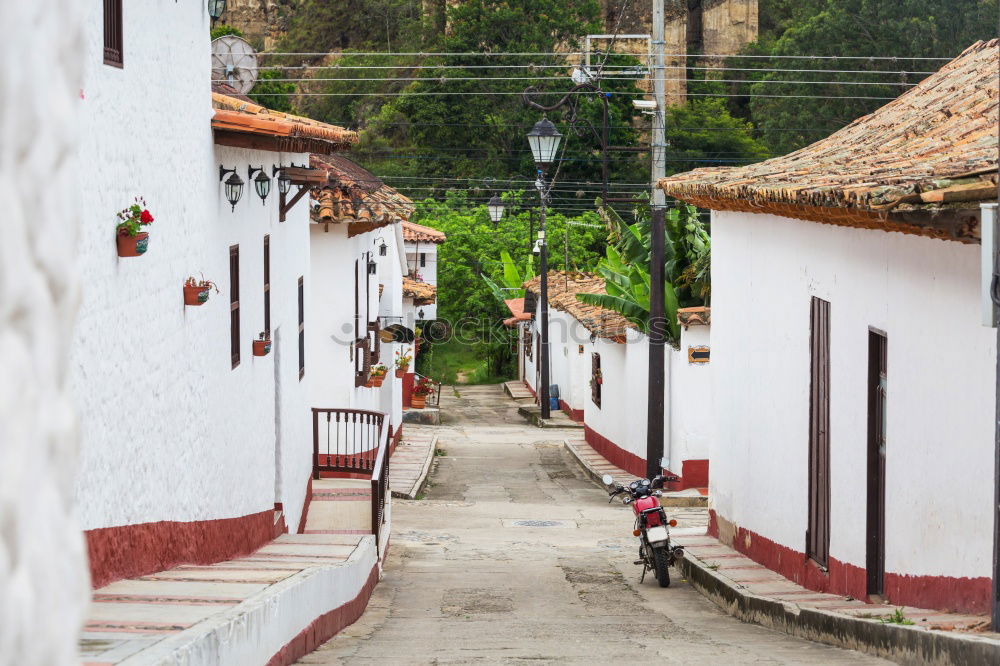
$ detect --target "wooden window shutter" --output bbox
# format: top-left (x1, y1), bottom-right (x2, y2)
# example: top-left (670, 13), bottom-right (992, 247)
top-left (298, 276), bottom-right (305, 379)
top-left (104, 0), bottom-right (123, 67)
top-left (230, 245), bottom-right (240, 368)
top-left (807, 296), bottom-right (831, 567)
top-left (263, 235), bottom-right (271, 336)
top-left (591, 352), bottom-right (602, 407)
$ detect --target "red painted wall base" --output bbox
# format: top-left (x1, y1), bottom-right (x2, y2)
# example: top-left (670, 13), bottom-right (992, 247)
top-left (708, 509), bottom-right (991, 615)
top-left (522, 379), bottom-right (537, 399)
top-left (402, 372), bottom-right (414, 407)
top-left (265, 563), bottom-right (380, 665)
top-left (584, 425), bottom-right (709, 490)
top-left (85, 510), bottom-right (274, 589)
top-left (559, 399), bottom-right (584, 423)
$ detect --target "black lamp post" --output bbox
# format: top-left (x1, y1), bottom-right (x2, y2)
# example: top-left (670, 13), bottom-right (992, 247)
top-left (219, 165), bottom-right (244, 211)
top-left (207, 0), bottom-right (226, 26)
top-left (248, 166), bottom-right (271, 205)
top-left (526, 117), bottom-right (562, 420)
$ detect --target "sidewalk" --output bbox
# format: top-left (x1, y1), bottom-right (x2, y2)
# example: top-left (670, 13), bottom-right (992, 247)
top-left (565, 437), bottom-right (707, 507)
top-left (565, 437), bottom-right (1000, 663)
top-left (389, 425), bottom-right (437, 499)
top-left (80, 534), bottom-right (378, 666)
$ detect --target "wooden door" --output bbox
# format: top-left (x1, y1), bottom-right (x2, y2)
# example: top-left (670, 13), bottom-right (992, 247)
top-left (807, 297), bottom-right (831, 567)
top-left (866, 330), bottom-right (887, 595)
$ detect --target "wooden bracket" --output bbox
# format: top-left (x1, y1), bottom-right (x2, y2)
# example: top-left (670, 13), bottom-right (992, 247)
top-left (279, 186), bottom-right (310, 223)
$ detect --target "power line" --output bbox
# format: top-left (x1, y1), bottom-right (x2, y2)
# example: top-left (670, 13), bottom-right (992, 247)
top-left (259, 63), bottom-right (937, 75)
top-left (259, 51), bottom-right (954, 60)
top-left (247, 90), bottom-right (899, 100)
top-left (235, 75), bottom-right (919, 87)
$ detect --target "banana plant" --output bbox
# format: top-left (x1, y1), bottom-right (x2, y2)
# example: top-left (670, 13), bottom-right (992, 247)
top-left (481, 250), bottom-right (535, 305)
top-left (577, 200), bottom-right (709, 347)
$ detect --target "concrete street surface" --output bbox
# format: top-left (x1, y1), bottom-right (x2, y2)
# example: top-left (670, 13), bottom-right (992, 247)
top-left (300, 384), bottom-right (887, 664)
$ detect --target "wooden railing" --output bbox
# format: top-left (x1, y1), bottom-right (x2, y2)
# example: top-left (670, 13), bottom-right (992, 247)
top-left (312, 407), bottom-right (390, 555)
top-left (312, 408), bottom-right (384, 477)
top-left (413, 372), bottom-right (443, 407)
top-left (370, 419), bottom-right (390, 554)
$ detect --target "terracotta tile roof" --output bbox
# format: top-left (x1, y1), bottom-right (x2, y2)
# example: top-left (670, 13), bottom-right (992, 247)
top-left (402, 221), bottom-right (447, 244)
top-left (212, 92), bottom-right (357, 154)
top-left (523, 271), bottom-right (634, 341)
top-left (502, 298), bottom-right (532, 327)
top-left (402, 277), bottom-right (436, 305)
top-left (678, 306), bottom-right (710, 328)
top-left (658, 40), bottom-right (999, 243)
top-left (211, 82), bottom-right (253, 103)
top-left (310, 155), bottom-right (414, 233)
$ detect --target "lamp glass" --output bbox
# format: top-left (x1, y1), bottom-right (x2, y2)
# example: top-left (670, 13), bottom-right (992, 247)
top-left (527, 118), bottom-right (562, 167)
top-left (487, 195), bottom-right (505, 225)
top-left (278, 172), bottom-right (291, 195)
top-left (254, 171), bottom-right (271, 203)
top-left (224, 173), bottom-right (244, 211)
top-left (207, 0), bottom-right (226, 20)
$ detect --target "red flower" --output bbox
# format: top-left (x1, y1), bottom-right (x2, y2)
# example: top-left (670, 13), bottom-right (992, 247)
top-left (140, 210), bottom-right (154, 224)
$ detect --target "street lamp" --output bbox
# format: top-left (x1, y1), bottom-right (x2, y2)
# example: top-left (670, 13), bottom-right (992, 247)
top-left (487, 195), bottom-right (505, 227)
top-left (526, 118), bottom-right (562, 170)
top-left (273, 165), bottom-right (291, 195)
top-left (526, 118), bottom-right (562, 420)
top-left (248, 166), bottom-right (271, 205)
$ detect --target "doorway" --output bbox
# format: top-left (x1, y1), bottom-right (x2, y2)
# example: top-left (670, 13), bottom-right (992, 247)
top-left (866, 329), bottom-right (887, 596)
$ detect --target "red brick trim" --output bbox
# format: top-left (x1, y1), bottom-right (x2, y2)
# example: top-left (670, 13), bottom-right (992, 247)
top-left (85, 510), bottom-right (274, 589)
top-left (584, 425), bottom-right (647, 478)
top-left (708, 509), bottom-right (991, 615)
top-left (559, 399), bottom-right (584, 423)
top-left (390, 423), bottom-right (403, 456)
top-left (266, 563), bottom-right (380, 665)
top-left (297, 476), bottom-right (314, 534)
top-left (680, 459), bottom-right (709, 489)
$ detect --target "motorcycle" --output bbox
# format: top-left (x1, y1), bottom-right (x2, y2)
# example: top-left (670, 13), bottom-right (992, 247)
top-left (603, 473), bottom-right (685, 587)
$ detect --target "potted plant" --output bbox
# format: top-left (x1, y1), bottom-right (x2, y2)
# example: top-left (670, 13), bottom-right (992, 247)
top-left (253, 332), bottom-right (271, 356)
top-left (183, 275), bottom-right (219, 306)
top-left (369, 364), bottom-right (388, 387)
top-left (394, 348), bottom-right (412, 377)
top-left (593, 369), bottom-right (603, 385)
top-left (411, 376), bottom-right (434, 409)
top-left (116, 197), bottom-right (154, 257)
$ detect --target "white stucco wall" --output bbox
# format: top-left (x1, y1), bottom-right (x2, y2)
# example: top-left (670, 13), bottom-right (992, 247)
top-left (309, 223), bottom-right (403, 434)
top-left (710, 210), bottom-right (995, 580)
top-left (671, 324), bottom-right (712, 467)
top-left (72, 2), bottom-right (314, 532)
top-left (0, 2), bottom-right (90, 662)
top-left (405, 242), bottom-right (438, 320)
top-left (546, 311), bottom-right (592, 412)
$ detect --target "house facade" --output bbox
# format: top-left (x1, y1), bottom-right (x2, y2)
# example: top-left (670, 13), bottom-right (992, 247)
top-left (402, 221), bottom-right (446, 324)
top-left (659, 39), bottom-right (999, 614)
top-left (309, 154), bottom-right (411, 437)
top-left (522, 272), bottom-right (712, 490)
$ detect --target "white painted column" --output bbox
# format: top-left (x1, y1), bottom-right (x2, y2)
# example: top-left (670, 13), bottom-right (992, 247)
top-left (0, 2), bottom-right (90, 663)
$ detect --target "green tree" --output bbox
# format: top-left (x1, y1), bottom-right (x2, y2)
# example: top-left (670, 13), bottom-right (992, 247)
top-left (729, 0), bottom-right (999, 154)
top-left (249, 70), bottom-right (296, 113)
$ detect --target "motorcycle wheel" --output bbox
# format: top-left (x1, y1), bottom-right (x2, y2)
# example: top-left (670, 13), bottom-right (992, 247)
top-left (652, 546), bottom-right (671, 588)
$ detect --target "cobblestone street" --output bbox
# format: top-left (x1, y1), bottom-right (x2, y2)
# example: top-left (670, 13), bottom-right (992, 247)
top-left (300, 385), bottom-right (888, 664)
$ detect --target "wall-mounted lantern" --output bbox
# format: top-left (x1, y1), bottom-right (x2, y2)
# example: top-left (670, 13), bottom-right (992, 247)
top-left (248, 166), bottom-right (271, 204)
top-left (207, 0), bottom-right (226, 25)
top-left (272, 165), bottom-right (291, 195)
top-left (219, 165), bottom-right (244, 211)
top-left (418, 308), bottom-right (426, 319)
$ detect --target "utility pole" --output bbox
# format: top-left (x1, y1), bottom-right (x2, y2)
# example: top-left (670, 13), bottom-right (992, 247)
top-left (646, 0), bottom-right (669, 479)
top-left (539, 206), bottom-right (551, 419)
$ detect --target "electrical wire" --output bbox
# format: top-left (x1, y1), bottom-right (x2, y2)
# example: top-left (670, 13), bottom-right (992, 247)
top-left (258, 51), bottom-right (954, 60)
top-left (254, 63), bottom-right (937, 76)
top-left (241, 90), bottom-right (899, 99)
top-left (227, 75), bottom-right (919, 87)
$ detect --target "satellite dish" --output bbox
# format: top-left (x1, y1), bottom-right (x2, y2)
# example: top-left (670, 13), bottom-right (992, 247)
top-left (211, 35), bottom-right (259, 95)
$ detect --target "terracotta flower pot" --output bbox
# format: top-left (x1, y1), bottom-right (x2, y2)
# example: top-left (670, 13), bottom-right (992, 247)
top-left (410, 395), bottom-right (426, 409)
top-left (395, 364), bottom-right (409, 378)
top-left (372, 376), bottom-right (384, 387)
top-left (183, 285), bottom-right (210, 306)
top-left (253, 339), bottom-right (271, 356)
top-left (117, 231), bottom-right (150, 257)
